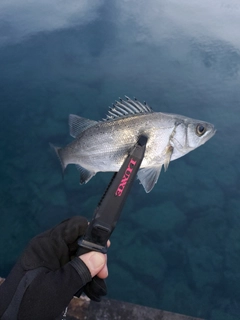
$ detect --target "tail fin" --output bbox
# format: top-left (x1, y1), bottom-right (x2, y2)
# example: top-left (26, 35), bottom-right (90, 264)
top-left (49, 143), bottom-right (66, 177)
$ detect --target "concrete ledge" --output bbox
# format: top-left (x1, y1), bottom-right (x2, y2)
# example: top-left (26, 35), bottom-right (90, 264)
top-left (0, 277), bottom-right (204, 320)
top-left (65, 296), bottom-right (205, 320)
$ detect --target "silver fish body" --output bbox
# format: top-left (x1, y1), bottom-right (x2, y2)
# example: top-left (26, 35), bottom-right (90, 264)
top-left (52, 97), bottom-right (216, 192)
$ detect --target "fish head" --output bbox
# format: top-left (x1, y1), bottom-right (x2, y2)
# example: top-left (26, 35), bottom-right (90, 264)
top-left (170, 118), bottom-right (216, 156)
top-left (186, 120), bottom-right (216, 149)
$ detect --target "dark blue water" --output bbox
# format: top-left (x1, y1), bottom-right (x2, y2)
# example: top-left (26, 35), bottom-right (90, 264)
top-left (1, 1), bottom-right (240, 319)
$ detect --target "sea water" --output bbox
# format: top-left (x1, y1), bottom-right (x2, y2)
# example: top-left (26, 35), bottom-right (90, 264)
top-left (0, 1), bottom-right (240, 319)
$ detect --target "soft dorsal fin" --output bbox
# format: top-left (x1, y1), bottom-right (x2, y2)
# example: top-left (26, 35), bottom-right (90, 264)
top-left (104, 96), bottom-right (153, 121)
top-left (69, 114), bottom-right (97, 138)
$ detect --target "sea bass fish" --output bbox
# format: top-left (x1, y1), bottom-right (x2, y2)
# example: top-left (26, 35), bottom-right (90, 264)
top-left (51, 96), bottom-right (216, 193)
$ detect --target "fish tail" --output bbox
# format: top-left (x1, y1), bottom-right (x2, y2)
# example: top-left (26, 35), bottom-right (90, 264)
top-left (49, 143), bottom-right (67, 177)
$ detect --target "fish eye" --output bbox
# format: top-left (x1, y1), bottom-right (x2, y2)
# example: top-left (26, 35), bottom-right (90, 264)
top-left (196, 124), bottom-right (206, 136)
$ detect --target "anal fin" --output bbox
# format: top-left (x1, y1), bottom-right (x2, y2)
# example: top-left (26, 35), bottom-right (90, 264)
top-left (75, 165), bottom-right (96, 184)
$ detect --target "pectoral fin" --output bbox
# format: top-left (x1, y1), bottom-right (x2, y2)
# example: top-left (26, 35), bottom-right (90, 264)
top-left (137, 166), bottom-right (162, 193)
top-left (75, 165), bottom-right (96, 184)
top-left (164, 145), bottom-right (173, 171)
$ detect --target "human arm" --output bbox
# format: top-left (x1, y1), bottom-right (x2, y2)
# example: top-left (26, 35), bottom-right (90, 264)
top-left (0, 216), bottom-right (108, 320)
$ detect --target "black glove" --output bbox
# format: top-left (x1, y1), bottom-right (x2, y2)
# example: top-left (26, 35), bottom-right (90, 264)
top-left (0, 216), bottom-right (107, 320)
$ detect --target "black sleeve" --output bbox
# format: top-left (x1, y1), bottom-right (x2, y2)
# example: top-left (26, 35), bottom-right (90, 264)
top-left (0, 258), bottom-right (92, 320)
top-left (0, 261), bottom-right (25, 317)
top-left (0, 217), bottom-right (107, 319)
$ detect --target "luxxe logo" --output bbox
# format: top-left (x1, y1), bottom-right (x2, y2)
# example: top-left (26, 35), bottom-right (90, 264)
top-left (115, 158), bottom-right (137, 196)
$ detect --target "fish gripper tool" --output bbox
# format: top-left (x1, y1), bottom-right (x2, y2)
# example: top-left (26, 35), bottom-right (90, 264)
top-left (76, 134), bottom-right (148, 256)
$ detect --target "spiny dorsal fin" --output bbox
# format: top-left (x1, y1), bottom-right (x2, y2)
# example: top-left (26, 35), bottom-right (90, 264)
top-left (69, 114), bottom-right (97, 138)
top-left (103, 96), bottom-right (153, 121)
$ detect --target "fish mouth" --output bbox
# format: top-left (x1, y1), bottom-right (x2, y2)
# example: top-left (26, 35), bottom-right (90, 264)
top-left (205, 126), bottom-right (216, 142)
top-left (211, 127), bottom-right (217, 137)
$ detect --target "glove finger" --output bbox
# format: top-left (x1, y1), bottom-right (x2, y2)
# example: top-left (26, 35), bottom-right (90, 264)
top-left (51, 216), bottom-right (88, 245)
top-left (63, 216), bottom-right (89, 244)
top-left (74, 288), bottom-right (84, 298)
top-left (22, 217), bottom-right (89, 270)
top-left (84, 277), bottom-right (107, 302)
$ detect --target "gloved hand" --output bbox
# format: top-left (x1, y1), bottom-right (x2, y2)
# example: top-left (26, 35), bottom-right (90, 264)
top-left (0, 216), bottom-right (108, 320)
